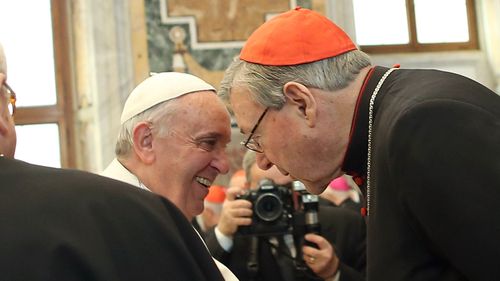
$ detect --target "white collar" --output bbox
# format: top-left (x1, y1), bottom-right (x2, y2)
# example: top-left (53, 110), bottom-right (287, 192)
top-left (101, 158), bottom-right (151, 192)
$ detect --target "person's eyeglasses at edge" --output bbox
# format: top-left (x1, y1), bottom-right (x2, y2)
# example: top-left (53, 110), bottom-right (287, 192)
top-left (2, 82), bottom-right (16, 117)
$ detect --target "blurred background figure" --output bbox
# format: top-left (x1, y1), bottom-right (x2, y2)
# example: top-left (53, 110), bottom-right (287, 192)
top-left (320, 176), bottom-right (362, 213)
top-left (228, 169), bottom-right (246, 189)
top-left (194, 185), bottom-right (227, 237)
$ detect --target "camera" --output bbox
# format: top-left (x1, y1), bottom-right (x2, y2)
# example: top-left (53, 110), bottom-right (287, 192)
top-left (291, 181), bottom-right (321, 252)
top-left (237, 179), bottom-right (323, 280)
top-left (236, 179), bottom-right (294, 236)
top-left (292, 181), bottom-right (321, 236)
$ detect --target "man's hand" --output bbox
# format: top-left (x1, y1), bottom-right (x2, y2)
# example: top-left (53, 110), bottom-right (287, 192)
top-left (302, 233), bottom-right (340, 280)
top-left (216, 186), bottom-right (253, 236)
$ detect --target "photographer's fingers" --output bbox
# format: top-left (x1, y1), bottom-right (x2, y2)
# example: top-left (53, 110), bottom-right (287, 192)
top-left (304, 233), bottom-right (328, 249)
top-left (233, 217), bottom-right (252, 226)
top-left (302, 234), bottom-right (323, 264)
top-left (219, 199), bottom-right (253, 234)
top-left (226, 186), bottom-right (245, 201)
top-left (302, 234), bottom-right (339, 279)
top-left (219, 199), bottom-right (246, 234)
top-left (229, 199), bottom-right (252, 218)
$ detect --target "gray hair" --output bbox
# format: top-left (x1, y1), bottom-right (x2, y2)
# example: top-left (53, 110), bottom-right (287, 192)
top-left (115, 99), bottom-right (179, 158)
top-left (242, 150), bottom-right (256, 184)
top-left (219, 50), bottom-right (371, 109)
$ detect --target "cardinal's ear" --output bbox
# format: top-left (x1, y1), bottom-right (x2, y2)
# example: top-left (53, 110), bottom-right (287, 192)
top-left (283, 81), bottom-right (317, 127)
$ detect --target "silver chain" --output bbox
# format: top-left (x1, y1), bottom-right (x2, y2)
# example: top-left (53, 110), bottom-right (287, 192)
top-left (366, 68), bottom-right (397, 216)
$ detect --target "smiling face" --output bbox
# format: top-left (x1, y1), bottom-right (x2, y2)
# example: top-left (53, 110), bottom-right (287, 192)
top-left (229, 83), bottom-right (354, 195)
top-left (145, 92), bottom-right (231, 219)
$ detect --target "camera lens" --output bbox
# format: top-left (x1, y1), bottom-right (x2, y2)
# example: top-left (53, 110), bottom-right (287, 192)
top-left (254, 193), bottom-right (283, 222)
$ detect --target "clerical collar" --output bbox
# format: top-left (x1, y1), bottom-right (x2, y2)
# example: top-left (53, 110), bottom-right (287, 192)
top-left (341, 66), bottom-right (391, 187)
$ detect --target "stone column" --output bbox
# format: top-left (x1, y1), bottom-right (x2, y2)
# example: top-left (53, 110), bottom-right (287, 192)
top-left (71, 0), bottom-right (137, 172)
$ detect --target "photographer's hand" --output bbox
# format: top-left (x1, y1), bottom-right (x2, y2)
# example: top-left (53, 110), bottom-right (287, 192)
top-left (217, 186), bottom-right (253, 236)
top-left (302, 233), bottom-right (340, 280)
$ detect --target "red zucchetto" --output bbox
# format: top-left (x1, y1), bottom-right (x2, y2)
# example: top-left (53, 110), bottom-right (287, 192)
top-left (240, 7), bottom-right (357, 66)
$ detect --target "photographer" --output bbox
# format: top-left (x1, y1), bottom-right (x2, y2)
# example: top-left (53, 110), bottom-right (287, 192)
top-left (204, 151), bottom-right (365, 281)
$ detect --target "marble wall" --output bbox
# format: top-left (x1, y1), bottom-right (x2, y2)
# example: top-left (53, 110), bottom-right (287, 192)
top-left (72, 0), bottom-right (137, 172)
top-left (145, 0), bottom-right (315, 87)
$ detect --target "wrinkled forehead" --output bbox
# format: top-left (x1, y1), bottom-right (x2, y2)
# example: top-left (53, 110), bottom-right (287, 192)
top-left (179, 91), bottom-right (229, 114)
top-left (173, 92), bottom-right (231, 133)
top-left (228, 86), bottom-right (265, 132)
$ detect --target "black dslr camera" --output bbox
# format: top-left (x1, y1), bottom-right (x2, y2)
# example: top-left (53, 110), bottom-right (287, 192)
top-left (236, 179), bottom-right (294, 236)
top-left (237, 179), bottom-right (323, 280)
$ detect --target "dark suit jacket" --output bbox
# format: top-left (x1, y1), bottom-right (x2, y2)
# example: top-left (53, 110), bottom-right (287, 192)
top-left (319, 197), bottom-right (363, 215)
top-left (0, 157), bottom-right (224, 281)
top-left (205, 204), bottom-right (366, 281)
top-left (343, 66), bottom-right (500, 280)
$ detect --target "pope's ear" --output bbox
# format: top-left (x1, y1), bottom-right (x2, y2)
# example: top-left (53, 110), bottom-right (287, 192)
top-left (283, 81), bottom-right (316, 126)
top-left (132, 122), bottom-right (155, 164)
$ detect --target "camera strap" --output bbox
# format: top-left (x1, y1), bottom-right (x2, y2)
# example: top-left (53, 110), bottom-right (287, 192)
top-left (246, 236), bottom-right (259, 279)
